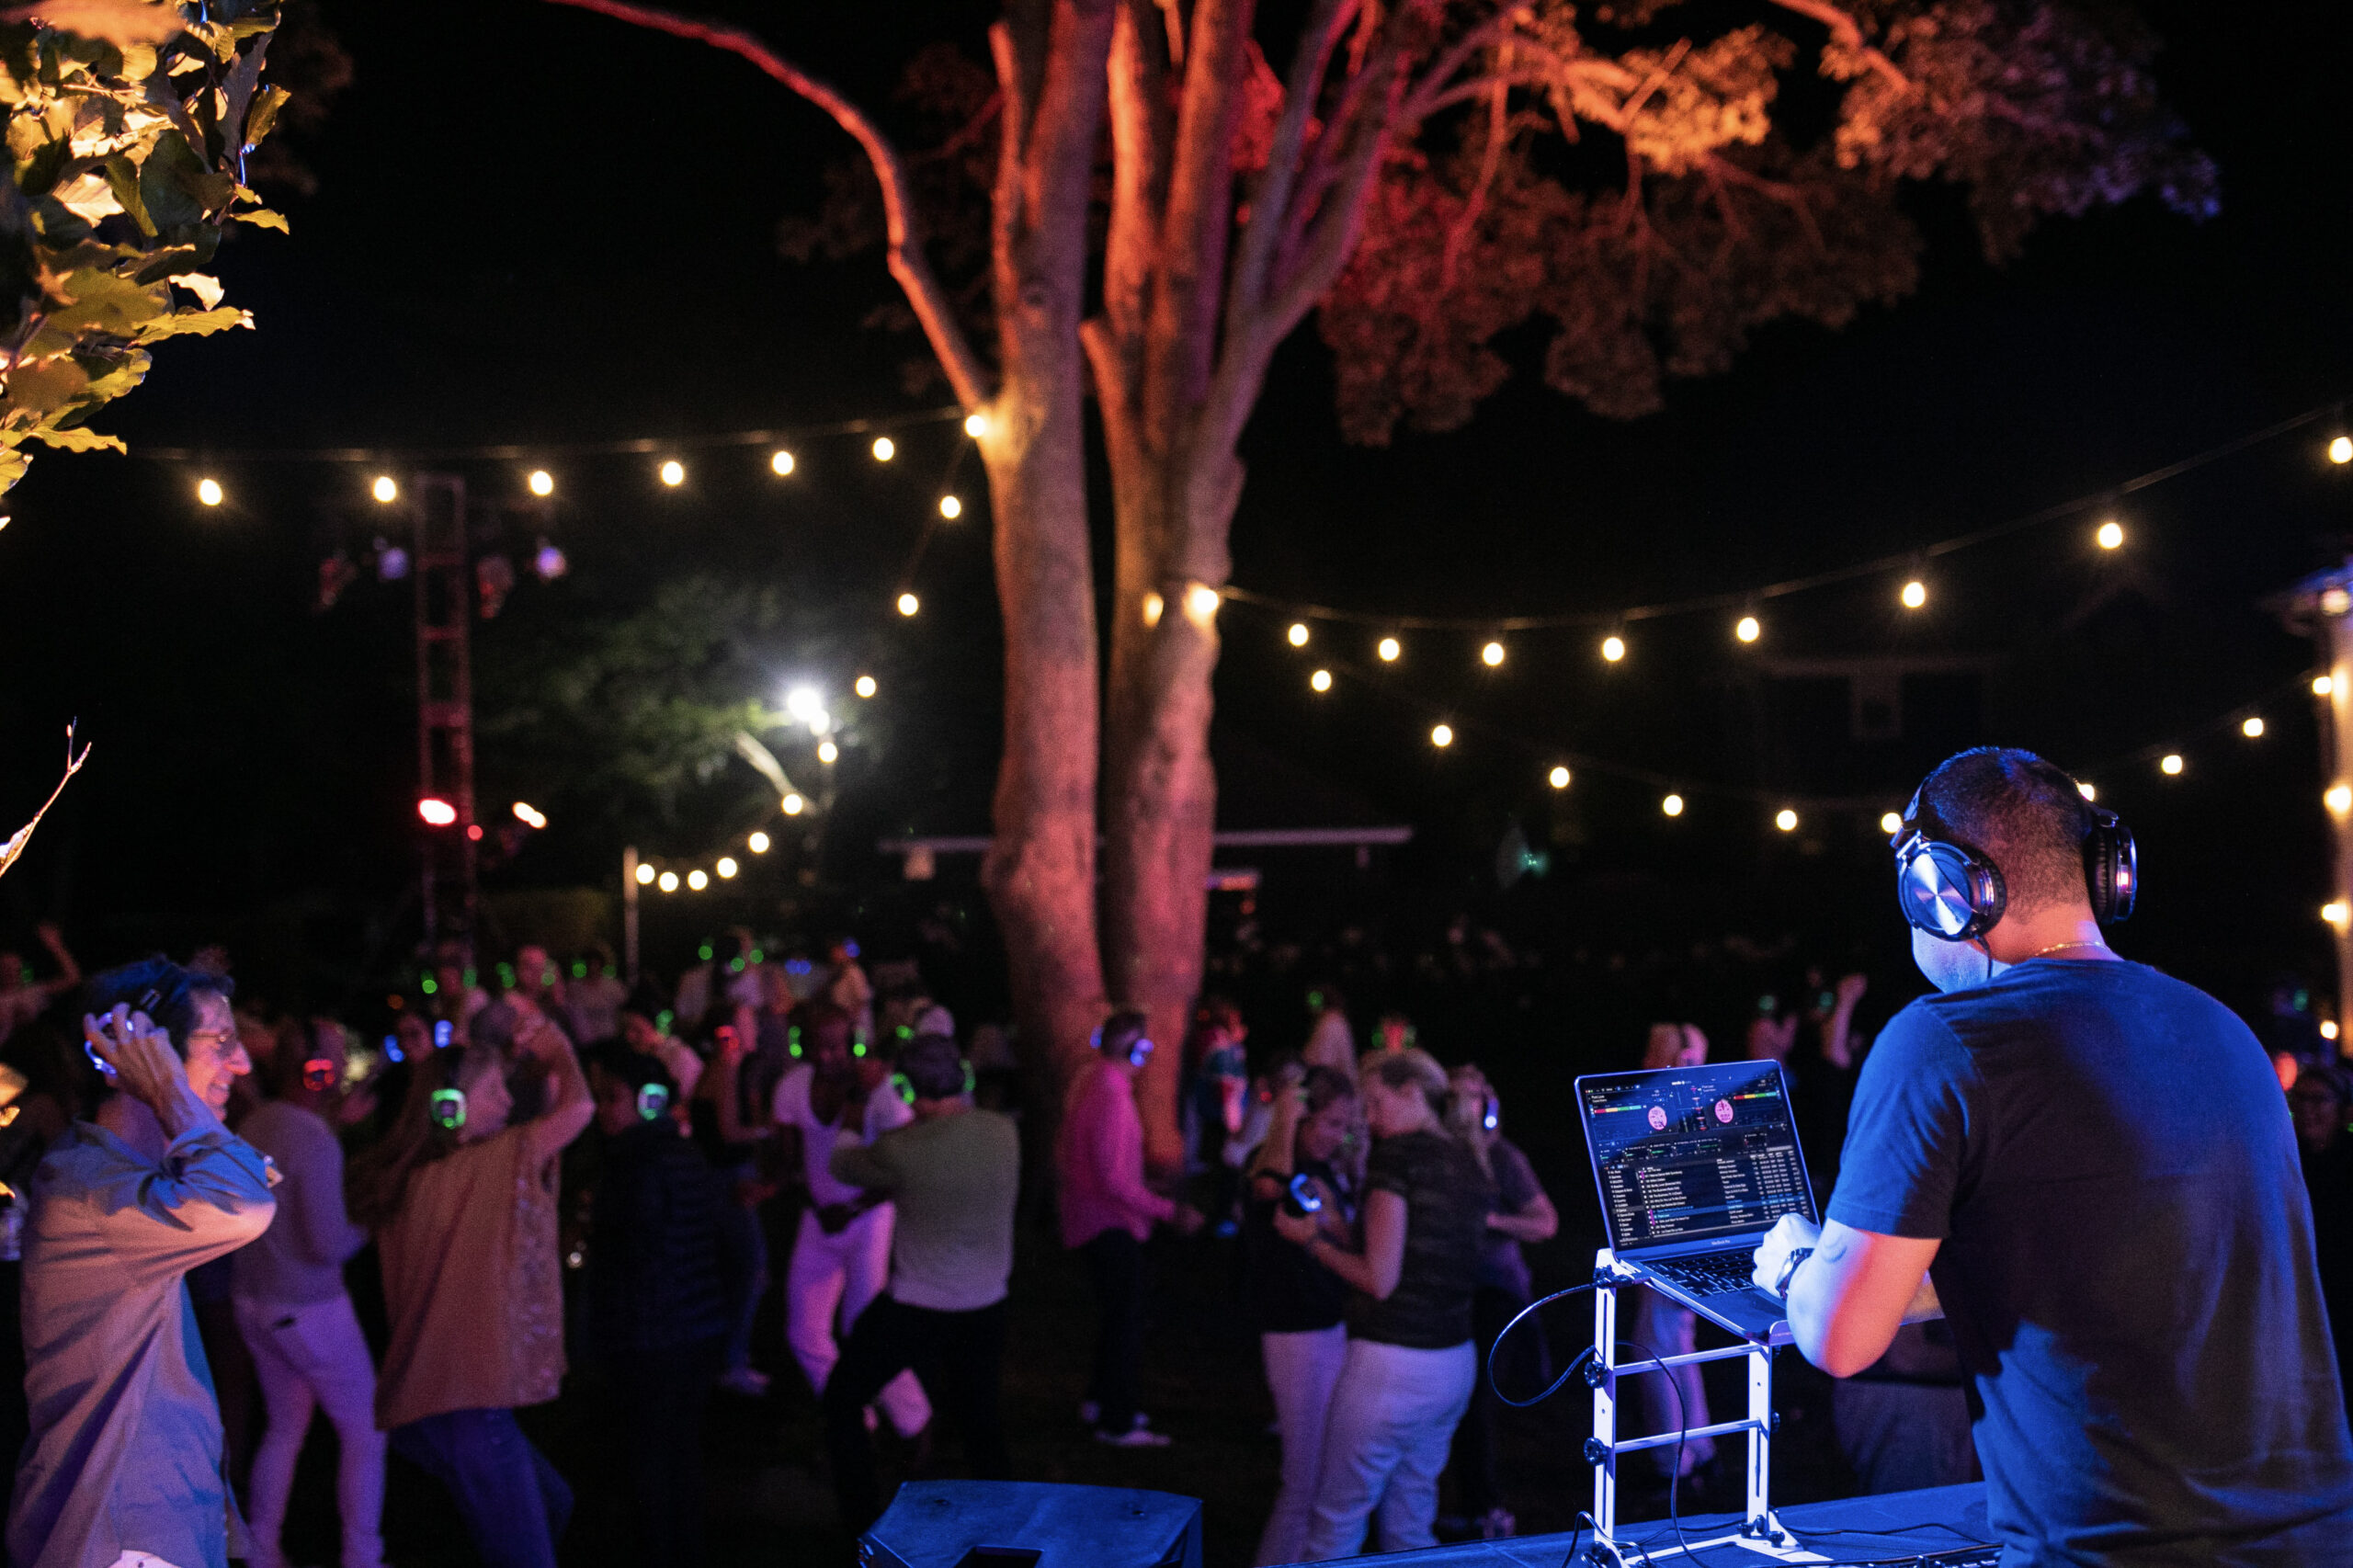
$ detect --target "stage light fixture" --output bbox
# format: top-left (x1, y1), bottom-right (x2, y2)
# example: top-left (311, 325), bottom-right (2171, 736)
top-left (528, 470), bottom-right (555, 496)
top-left (372, 475), bottom-right (398, 504)
top-left (872, 437), bottom-right (895, 462)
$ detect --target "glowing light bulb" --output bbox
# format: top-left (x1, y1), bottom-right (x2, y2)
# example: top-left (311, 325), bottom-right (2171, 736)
top-left (770, 449), bottom-right (795, 476)
top-left (939, 495), bottom-right (962, 519)
top-left (1662, 794), bottom-right (1685, 817)
top-left (1601, 635), bottom-right (1626, 663)
top-left (1481, 641), bottom-right (1506, 667)
top-left (871, 437), bottom-right (895, 462)
top-left (1880, 812), bottom-right (1904, 835)
top-left (1430, 723), bottom-right (1454, 748)
top-left (2096, 519), bottom-right (2124, 551)
top-left (1775, 809), bottom-right (1799, 833)
top-left (2326, 1020), bottom-right (2343, 1042)
top-left (687, 869), bottom-right (708, 891)
top-left (2077, 781), bottom-right (2097, 802)
top-left (635, 862), bottom-right (655, 885)
top-left (896, 592), bottom-right (919, 617)
top-left (1549, 766), bottom-right (1572, 790)
top-left (785, 686), bottom-right (821, 722)
top-left (197, 477), bottom-right (223, 506)
top-left (1288, 623), bottom-right (1310, 647)
top-left (2326, 901), bottom-right (2349, 931)
top-left (748, 831), bottom-right (770, 854)
top-left (1735, 615), bottom-right (1761, 643)
top-left (657, 870), bottom-right (679, 892)
top-left (1310, 669), bottom-right (1332, 693)
top-left (416, 797), bottom-right (457, 826)
top-left (528, 470), bottom-right (554, 496)
top-left (1901, 580), bottom-right (1927, 609)
top-left (817, 739), bottom-right (839, 765)
top-left (2317, 675), bottom-right (2337, 698)
top-left (659, 460), bottom-right (685, 486)
top-left (782, 793), bottom-right (806, 815)
top-left (2332, 435), bottom-right (2352, 465)
top-left (2160, 754), bottom-right (2184, 776)
top-left (512, 801), bottom-right (546, 828)
top-left (1377, 637), bottom-right (1401, 662)
top-left (2325, 587), bottom-right (2352, 618)
top-left (1186, 584), bottom-right (1222, 619)
top-left (372, 475), bottom-right (398, 504)
top-left (2329, 784), bottom-right (2353, 816)
top-left (964, 411), bottom-right (989, 438)
top-left (717, 857), bottom-right (738, 879)
top-left (855, 675), bottom-right (877, 699)
top-left (2243, 716), bottom-right (2266, 739)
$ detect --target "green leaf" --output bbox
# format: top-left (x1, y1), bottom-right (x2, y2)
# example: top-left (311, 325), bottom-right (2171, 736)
top-left (243, 82), bottom-right (284, 148)
top-left (131, 301), bottom-right (248, 341)
top-left (28, 424), bottom-right (121, 451)
top-left (15, 134), bottom-right (63, 196)
top-left (103, 151), bottom-right (151, 235)
top-left (230, 205), bottom-right (283, 232)
top-left (5, 355), bottom-right (85, 412)
top-left (0, 442), bottom-right (30, 496)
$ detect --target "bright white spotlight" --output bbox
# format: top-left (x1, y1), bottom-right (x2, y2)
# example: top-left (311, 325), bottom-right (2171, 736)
top-left (963, 411), bottom-right (989, 438)
top-left (782, 793), bottom-right (806, 815)
top-left (1430, 724), bottom-right (1453, 748)
top-left (785, 687), bottom-right (822, 723)
top-left (1901, 579), bottom-right (1927, 609)
top-left (1310, 669), bottom-right (1332, 692)
top-left (1481, 642), bottom-right (1506, 667)
top-left (1735, 616), bottom-right (1761, 643)
top-left (1601, 635), bottom-right (1626, 663)
top-left (2160, 755), bottom-right (2184, 776)
top-left (1377, 637), bottom-right (1401, 663)
top-left (634, 862), bottom-right (655, 885)
top-left (1288, 623), bottom-right (1310, 648)
top-left (2096, 519), bottom-right (2124, 551)
top-left (817, 740), bottom-right (839, 765)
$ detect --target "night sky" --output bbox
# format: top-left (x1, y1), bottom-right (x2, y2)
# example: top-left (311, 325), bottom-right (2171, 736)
top-left (0, 0), bottom-right (2347, 1022)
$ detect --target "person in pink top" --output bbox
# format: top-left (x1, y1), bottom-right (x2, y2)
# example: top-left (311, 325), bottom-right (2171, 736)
top-left (1056, 1010), bottom-right (1201, 1447)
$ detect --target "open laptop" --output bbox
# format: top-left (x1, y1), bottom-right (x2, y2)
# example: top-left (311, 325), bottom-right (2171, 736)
top-left (1575, 1060), bottom-right (1819, 1341)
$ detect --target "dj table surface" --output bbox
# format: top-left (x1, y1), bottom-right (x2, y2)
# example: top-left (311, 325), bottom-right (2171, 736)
top-left (1321, 1483), bottom-right (1995, 1567)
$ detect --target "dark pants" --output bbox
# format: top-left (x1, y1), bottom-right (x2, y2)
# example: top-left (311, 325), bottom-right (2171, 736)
top-left (605, 1336), bottom-right (724, 1568)
top-left (1449, 1284), bottom-right (1529, 1518)
top-left (391, 1407), bottom-right (573, 1568)
top-left (824, 1295), bottom-right (1008, 1533)
top-left (1080, 1228), bottom-right (1146, 1434)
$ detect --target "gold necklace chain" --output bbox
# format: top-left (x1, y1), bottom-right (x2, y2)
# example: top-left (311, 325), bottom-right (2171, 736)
top-left (2029, 939), bottom-right (2110, 960)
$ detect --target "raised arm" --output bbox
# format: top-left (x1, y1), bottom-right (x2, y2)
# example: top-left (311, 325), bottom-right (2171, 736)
top-left (32, 921), bottom-right (78, 997)
top-left (517, 1011), bottom-right (593, 1167)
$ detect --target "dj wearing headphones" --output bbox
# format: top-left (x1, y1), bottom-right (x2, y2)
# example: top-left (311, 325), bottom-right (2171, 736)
top-left (1752, 746), bottom-right (2353, 1563)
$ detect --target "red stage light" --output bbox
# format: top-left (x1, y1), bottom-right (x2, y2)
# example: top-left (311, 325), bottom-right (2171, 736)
top-left (417, 798), bottom-right (458, 826)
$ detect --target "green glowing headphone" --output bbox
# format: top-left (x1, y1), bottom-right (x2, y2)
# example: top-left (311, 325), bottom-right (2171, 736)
top-left (890, 1060), bottom-right (977, 1104)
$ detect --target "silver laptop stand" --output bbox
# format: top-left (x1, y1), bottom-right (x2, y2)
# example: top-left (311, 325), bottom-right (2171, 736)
top-left (1583, 1248), bottom-right (1828, 1565)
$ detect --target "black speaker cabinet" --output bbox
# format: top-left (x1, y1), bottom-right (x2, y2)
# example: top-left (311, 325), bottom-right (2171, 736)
top-left (859, 1480), bottom-right (1205, 1568)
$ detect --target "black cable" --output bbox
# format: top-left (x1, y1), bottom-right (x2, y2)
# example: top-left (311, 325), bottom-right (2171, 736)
top-left (1487, 1282), bottom-right (1597, 1407)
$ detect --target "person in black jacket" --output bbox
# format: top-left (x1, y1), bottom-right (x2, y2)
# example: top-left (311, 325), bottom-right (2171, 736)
top-left (585, 1047), bottom-right (733, 1568)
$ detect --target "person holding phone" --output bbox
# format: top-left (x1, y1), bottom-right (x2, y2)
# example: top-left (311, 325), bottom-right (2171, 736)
top-left (348, 1002), bottom-right (592, 1568)
top-left (1244, 1062), bottom-right (1359, 1566)
top-left (8, 958), bottom-right (274, 1568)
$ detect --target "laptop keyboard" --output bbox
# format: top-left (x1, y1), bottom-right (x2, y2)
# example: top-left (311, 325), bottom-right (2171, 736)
top-left (1649, 1256), bottom-right (1762, 1297)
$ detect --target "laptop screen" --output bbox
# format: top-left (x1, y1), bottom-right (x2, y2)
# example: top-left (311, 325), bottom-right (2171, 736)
top-left (1578, 1061), bottom-right (1816, 1253)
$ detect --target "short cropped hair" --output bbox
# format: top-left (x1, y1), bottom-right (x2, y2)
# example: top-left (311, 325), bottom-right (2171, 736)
top-left (84, 957), bottom-right (234, 1063)
top-left (1097, 1009), bottom-right (1149, 1060)
top-left (899, 1032), bottom-right (967, 1099)
top-left (1913, 747), bottom-right (2096, 914)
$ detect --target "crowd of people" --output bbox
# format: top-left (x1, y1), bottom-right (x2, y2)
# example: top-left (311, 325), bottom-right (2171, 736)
top-left (0, 904), bottom-right (2343, 1568)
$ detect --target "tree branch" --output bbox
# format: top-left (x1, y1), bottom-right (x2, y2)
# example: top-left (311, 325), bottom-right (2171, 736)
top-left (1223, 0), bottom-right (1353, 324)
top-left (1438, 62), bottom-right (1509, 291)
top-left (1763, 0), bottom-right (1909, 92)
top-left (1149, 0), bottom-right (1257, 418)
top-left (539, 0), bottom-right (993, 411)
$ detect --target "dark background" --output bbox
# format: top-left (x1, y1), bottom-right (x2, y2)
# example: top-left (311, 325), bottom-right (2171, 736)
top-left (0, 0), bottom-right (2346, 1035)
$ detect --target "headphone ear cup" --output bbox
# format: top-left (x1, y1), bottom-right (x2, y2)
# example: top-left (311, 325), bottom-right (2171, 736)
top-left (962, 1060), bottom-right (976, 1095)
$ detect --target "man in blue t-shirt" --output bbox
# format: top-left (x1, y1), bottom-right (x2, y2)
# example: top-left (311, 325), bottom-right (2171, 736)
top-left (1752, 746), bottom-right (2353, 1564)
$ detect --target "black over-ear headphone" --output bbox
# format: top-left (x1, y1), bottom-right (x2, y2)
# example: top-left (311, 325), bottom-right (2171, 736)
top-left (1892, 763), bottom-right (2138, 943)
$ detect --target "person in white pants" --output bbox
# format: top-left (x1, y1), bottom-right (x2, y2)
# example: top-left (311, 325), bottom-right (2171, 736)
top-left (773, 1003), bottom-right (928, 1437)
top-left (1243, 1062), bottom-right (1361, 1566)
top-left (231, 1019), bottom-right (386, 1568)
top-left (1275, 1049), bottom-right (1493, 1561)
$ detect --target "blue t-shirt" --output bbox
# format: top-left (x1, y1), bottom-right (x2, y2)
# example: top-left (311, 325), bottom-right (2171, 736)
top-left (1831, 959), bottom-right (2353, 1565)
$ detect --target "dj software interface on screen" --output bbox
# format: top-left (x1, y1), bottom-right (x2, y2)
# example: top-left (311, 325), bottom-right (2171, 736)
top-left (1585, 1065), bottom-right (1811, 1246)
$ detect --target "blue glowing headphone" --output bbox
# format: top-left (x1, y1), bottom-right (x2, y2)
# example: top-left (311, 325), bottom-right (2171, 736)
top-left (1892, 766), bottom-right (2137, 943)
top-left (1090, 1022), bottom-right (1153, 1069)
top-left (635, 1083), bottom-right (671, 1121)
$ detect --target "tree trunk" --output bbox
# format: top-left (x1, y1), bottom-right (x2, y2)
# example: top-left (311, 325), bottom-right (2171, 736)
top-left (977, 0), bottom-right (1120, 1121)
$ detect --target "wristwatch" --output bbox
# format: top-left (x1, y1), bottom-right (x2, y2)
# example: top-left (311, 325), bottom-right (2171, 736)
top-left (1773, 1246), bottom-right (1815, 1302)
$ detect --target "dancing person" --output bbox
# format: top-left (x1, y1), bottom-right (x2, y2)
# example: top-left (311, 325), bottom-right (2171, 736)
top-left (1277, 1049), bottom-right (1492, 1560)
top-left (698, 1001), bottom-right (779, 1398)
top-left (773, 1001), bottom-right (928, 1439)
top-left (1631, 1022), bottom-right (1715, 1486)
top-left (233, 1017), bottom-right (386, 1568)
top-left (9, 960), bottom-right (272, 1568)
top-left (1183, 997), bottom-right (1250, 1227)
top-left (821, 1033), bottom-right (1020, 1531)
top-left (1754, 747), bottom-right (2353, 1562)
top-left (1244, 1063), bottom-right (1359, 1566)
top-left (1058, 1009), bottom-right (1203, 1446)
top-left (351, 1003), bottom-right (593, 1568)
top-left (585, 1048), bottom-right (731, 1568)
top-left (564, 941), bottom-right (628, 1044)
top-left (620, 995), bottom-right (702, 1103)
top-left (1441, 1063), bottom-right (1556, 1540)
top-left (0, 921), bottom-right (78, 1047)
